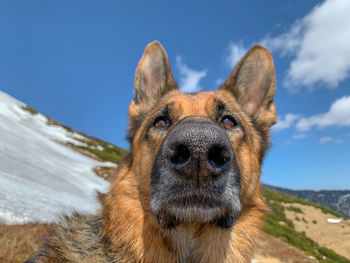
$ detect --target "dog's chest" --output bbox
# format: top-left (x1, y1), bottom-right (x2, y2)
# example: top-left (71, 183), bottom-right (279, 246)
top-left (168, 226), bottom-right (199, 263)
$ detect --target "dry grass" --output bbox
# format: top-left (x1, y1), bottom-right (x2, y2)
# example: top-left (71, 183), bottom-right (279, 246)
top-left (262, 188), bottom-right (350, 263)
top-left (254, 232), bottom-right (316, 263)
top-left (0, 223), bottom-right (52, 263)
top-left (283, 203), bottom-right (350, 260)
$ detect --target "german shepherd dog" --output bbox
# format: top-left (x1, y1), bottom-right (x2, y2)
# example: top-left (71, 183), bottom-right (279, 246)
top-left (26, 41), bottom-right (276, 263)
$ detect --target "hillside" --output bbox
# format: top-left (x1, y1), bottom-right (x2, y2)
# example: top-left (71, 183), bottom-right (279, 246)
top-left (263, 184), bottom-right (350, 218)
top-left (0, 90), bottom-right (349, 263)
top-left (256, 187), bottom-right (350, 263)
top-left (0, 91), bottom-right (126, 224)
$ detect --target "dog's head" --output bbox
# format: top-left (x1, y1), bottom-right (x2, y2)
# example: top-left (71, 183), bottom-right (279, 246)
top-left (127, 41), bottom-right (276, 229)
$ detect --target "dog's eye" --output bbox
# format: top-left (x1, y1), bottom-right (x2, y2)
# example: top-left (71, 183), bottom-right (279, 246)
top-left (221, 115), bottom-right (238, 129)
top-left (153, 116), bottom-right (168, 129)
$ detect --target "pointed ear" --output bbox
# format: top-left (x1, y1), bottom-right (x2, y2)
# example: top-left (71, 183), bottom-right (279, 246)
top-left (133, 41), bottom-right (177, 109)
top-left (221, 45), bottom-right (277, 128)
top-left (127, 41), bottom-right (177, 142)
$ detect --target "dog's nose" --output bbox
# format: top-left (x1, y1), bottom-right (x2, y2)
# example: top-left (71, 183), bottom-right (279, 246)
top-left (163, 117), bottom-right (233, 181)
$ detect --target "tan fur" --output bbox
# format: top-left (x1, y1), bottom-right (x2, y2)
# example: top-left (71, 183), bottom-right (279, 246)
top-left (104, 90), bottom-right (269, 263)
top-left (26, 41), bottom-right (276, 263)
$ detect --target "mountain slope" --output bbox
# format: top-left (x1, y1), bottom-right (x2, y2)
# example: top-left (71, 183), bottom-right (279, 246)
top-left (0, 91), bottom-right (125, 224)
top-left (263, 184), bottom-right (350, 217)
top-left (260, 187), bottom-right (350, 263)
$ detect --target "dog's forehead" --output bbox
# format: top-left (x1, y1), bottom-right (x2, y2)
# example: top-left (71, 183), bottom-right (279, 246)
top-left (178, 92), bottom-right (211, 115)
top-left (162, 90), bottom-right (239, 117)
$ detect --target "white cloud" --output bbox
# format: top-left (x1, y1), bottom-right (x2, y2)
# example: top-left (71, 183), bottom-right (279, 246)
top-left (262, 0), bottom-right (350, 91)
top-left (225, 42), bottom-right (247, 68)
top-left (215, 78), bottom-right (224, 87)
top-left (261, 20), bottom-right (303, 57)
top-left (296, 96), bottom-right (350, 131)
top-left (176, 56), bottom-right (207, 93)
top-left (273, 113), bottom-right (301, 132)
top-left (293, 133), bottom-right (307, 140)
top-left (319, 136), bottom-right (342, 144)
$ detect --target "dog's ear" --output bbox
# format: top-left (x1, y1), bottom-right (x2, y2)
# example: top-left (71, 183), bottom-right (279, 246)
top-left (133, 41), bottom-right (177, 109)
top-left (128, 41), bottom-right (177, 142)
top-left (220, 45), bottom-right (277, 129)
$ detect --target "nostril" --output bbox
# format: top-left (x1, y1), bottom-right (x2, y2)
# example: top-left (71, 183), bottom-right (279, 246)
top-left (208, 145), bottom-right (230, 168)
top-left (170, 144), bottom-right (190, 165)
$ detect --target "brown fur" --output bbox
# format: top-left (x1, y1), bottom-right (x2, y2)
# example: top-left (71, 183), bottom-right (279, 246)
top-left (26, 41), bottom-right (276, 263)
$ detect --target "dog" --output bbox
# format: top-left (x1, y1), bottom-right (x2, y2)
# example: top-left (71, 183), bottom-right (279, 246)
top-left (25, 41), bottom-right (276, 263)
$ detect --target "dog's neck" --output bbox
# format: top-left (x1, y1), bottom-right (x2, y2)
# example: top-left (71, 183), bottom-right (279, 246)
top-left (103, 169), bottom-right (264, 263)
top-left (166, 225), bottom-right (197, 263)
top-left (163, 223), bottom-right (235, 263)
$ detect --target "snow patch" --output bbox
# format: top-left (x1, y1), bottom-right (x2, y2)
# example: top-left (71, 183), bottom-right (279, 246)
top-left (0, 91), bottom-right (115, 224)
top-left (327, 218), bottom-right (343, 223)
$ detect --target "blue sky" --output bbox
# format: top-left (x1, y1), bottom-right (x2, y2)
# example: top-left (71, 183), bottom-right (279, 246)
top-left (1, 0), bottom-right (349, 190)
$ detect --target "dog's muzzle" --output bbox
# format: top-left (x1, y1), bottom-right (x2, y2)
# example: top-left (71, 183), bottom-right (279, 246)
top-left (150, 116), bottom-right (242, 229)
top-left (163, 117), bottom-right (233, 181)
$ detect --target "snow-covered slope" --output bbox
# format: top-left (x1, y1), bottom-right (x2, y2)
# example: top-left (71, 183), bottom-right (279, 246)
top-left (0, 91), bottom-right (114, 224)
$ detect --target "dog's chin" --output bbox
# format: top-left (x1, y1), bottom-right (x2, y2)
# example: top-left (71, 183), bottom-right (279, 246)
top-left (152, 201), bottom-right (240, 229)
top-left (150, 162), bottom-right (242, 229)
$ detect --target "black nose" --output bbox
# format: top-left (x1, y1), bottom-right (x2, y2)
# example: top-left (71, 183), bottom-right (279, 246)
top-left (163, 117), bottom-right (233, 181)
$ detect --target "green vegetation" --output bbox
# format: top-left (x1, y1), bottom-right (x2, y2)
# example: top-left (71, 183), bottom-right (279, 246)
top-left (262, 187), bottom-right (346, 218)
top-left (61, 124), bottom-right (73, 132)
top-left (312, 220), bottom-right (317, 224)
top-left (21, 104), bottom-right (127, 165)
top-left (21, 105), bottom-right (38, 115)
top-left (302, 217), bottom-right (308, 223)
top-left (72, 137), bottom-right (127, 164)
top-left (286, 206), bottom-right (303, 213)
top-left (262, 187), bottom-right (350, 263)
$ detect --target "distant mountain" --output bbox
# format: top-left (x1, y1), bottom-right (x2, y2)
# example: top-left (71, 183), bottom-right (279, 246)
top-left (0, 90), bottom-right (126, 224)
top-left (263, 184), bottom-right (350, 217)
